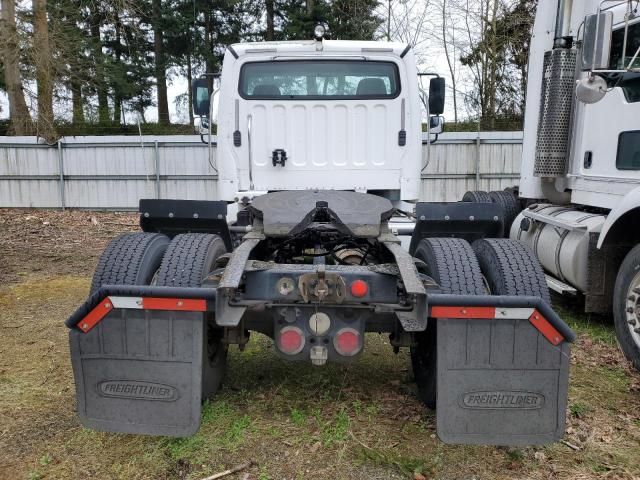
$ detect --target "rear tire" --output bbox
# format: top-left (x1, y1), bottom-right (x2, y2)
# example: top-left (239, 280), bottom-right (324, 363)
top-left (613, 244), bottom-right (640, 370)
top-left (155, 233), bottom-right (228, 399)
top-left (90, 232), bottom-right (170, 294)
top-left (462, 190), bottom-right (492, 203)
top-left (488, 190), bottom-right (520, 235)
top-left (472, 238), bottom-right (550, 303)
top-left (411, 238), bottom-right (485, 408)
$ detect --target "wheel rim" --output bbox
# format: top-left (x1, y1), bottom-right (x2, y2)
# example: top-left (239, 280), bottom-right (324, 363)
top-left (625, 270), bottom-right (640, 348)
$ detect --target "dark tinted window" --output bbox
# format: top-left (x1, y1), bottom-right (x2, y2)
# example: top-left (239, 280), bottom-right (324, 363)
top-left (617, 131), bottom-right (640, 170)
top-left (610, 22), bottom-right (640, 69)
top-left (239, 61), bottom-right (400, 99)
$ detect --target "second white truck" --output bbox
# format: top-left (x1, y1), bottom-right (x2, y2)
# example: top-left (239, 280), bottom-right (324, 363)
top-left (464, 0), bottom-right (640, 371)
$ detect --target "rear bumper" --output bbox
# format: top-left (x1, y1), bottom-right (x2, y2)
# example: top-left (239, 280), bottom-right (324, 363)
top-left (66, 285), bottom-right (574, 444)
top-left (67, 286), bottom-right (574, 342)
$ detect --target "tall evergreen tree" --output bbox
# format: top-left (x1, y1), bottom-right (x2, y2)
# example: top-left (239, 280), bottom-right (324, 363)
top-left (0, 0), bottom-right (33, 134)
top-left (278, 0), bottom-right (381, 41)
top-left (34, 0), bottom-right (55, 139)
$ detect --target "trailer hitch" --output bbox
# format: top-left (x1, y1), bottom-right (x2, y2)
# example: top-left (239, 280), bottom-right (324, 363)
top-left (298, 264), bottom-right (346, 303)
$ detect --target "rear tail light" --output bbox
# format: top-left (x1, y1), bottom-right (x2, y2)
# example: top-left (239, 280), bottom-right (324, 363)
top-left (350, 279), bottom-right (369, 298)
top-left (277, 326), bottom-right (305, 355)
top-left (334, 328), bottom-right (361, 356)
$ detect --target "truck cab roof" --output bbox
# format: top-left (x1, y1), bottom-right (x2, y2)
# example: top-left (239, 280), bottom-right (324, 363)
top-left (227, 40), bottom-right (411, 58)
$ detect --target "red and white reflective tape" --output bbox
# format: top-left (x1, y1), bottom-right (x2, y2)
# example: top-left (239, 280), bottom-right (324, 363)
top-left (77, 297), bottom-right (207, 333)
top-left (430, 306), bottom-right (564, 346)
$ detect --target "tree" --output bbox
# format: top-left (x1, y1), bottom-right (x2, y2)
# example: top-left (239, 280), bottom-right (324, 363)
top-left (0, 0), bottom-right (33, 135)
top-left (152, 0), bottom-right (170, 124)
top-left (458, 0), bottom-right (536, 128)
top-left (34, 0), bottom-right (56, 139)
top-left (88, 3), bottom-right (111, 123)
top-left (266, 0), bottom-right (275, 40)
top-left (49, 0), bottom-right (90, 124)
top-left (280, 0), bottom-right (381, 41)
top-left (386, 0), bottom-right (433, 52)
top-left (440, 0), bottom-right (458, 123)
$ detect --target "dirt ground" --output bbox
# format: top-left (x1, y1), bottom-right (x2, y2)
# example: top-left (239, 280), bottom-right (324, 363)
top-left (1, 208), bottom-right (639, 480)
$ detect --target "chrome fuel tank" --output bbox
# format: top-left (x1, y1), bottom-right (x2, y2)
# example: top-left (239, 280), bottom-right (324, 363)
top-left (510, 205), bottom-right (606, 292)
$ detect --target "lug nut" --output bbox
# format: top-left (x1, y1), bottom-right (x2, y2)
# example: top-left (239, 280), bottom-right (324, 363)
top-left (627, 307), bottom-right (635, 313)
top-left (635, 327), bottom-right (640, 334)
top-left (629, 295), bottom-right (636, 301)
top-left (628, 319), bottom-right (637, 326)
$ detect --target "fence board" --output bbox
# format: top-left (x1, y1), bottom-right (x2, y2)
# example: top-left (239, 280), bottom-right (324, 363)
top-left (0, 132), bottom-right (522, 209)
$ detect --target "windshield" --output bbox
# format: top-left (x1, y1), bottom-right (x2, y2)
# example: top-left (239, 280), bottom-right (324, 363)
top-left (239, 60), bottom-right (400, 99)
top-left (610, 21), bottom-right (640, 70)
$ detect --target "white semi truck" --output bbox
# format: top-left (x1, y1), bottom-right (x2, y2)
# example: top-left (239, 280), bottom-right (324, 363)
top-left (463, 0), bottom-right (640, 370)
top-left (66, 24), bottom-right (575, 445)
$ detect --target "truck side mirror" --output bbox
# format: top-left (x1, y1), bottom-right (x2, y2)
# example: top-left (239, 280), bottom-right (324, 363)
top-left (582, 12), bottom-right (613, 70)
top-left (192, 77), bottom-right (210, 117)
top-left (429, 77), bottom-right (445, 115)
top-left (429, 115), bottom-right (444, 135)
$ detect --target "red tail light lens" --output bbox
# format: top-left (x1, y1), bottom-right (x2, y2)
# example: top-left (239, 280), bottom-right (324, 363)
top-left (350, 279), bottom-right (369, 298)
top-left (278, 326), bottom-right (305, 355)
top-left (334, 328), bottom-right (361, 356)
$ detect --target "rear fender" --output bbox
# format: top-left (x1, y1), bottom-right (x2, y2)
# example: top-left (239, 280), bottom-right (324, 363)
top-left (597, 185), bottom-right (640, 248)
top-left (409, 202), bottom-right (504, 255)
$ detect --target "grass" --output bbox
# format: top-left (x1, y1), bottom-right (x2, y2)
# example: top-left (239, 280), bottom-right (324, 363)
top-left (1, 274), bottom-right (640, 479)
top-left (553, 300), bottom-right (618, 345)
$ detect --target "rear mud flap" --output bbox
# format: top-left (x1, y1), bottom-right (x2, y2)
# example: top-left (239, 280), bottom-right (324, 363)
top-left (436, 318), bottom-right (570, 446)
top-left (69, 309), bottom-right (206, 436)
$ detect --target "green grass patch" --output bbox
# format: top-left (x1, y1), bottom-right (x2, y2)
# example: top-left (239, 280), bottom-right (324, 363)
top-left (555, 303), bottom-right (617, 344)
top-left (569, 401), bottom-right (592, 418)
top-left (318, 408), bottom-right (350, 446)
top-left (357, 446), bottom-right (429, 476)
top-left (223, 414), bottom-right (251, 447)
top-left (290, 408), bottom-right (307, 426)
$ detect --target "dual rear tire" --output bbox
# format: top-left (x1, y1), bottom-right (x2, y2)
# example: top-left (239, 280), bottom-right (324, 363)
top-left (411, 237), bottom-right (549, 408)
top-left (91, 232), bottom-right (228, 400)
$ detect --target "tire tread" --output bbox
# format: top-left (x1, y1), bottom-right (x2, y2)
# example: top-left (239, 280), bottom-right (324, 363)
top-left (90, 232), bottom-right (169, 294)
top-left (155, 233), bottom-right (225, 287)
top-left (473, 238), bottom-right (550, 303)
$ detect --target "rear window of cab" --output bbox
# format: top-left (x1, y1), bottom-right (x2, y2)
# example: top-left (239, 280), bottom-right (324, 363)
top-left (239, 60), bottom-right (400, 100)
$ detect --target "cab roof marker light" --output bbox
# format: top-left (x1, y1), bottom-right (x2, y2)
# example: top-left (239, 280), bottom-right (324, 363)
top-left (361, 47), bottom-right (395, 53)
top-left (244, 48), bottom-right (277, 54)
